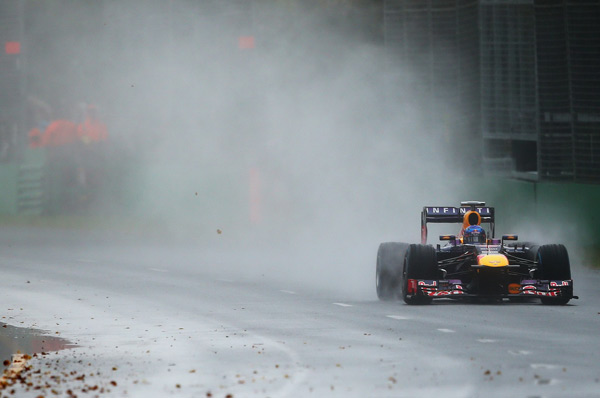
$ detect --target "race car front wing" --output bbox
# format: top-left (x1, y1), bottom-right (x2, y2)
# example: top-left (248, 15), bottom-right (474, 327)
top-left (406, 279), bottom-right (578, 300)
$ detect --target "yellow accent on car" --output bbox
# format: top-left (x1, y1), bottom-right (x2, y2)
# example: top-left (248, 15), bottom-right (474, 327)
top-left (477, 254), bottom-right (509, 267)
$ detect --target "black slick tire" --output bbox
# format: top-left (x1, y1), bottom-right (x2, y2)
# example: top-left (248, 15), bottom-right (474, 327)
top-left (376, 242), bottom-right (406, 300)
top-left (537, 244), bottom-right (572, 305)
top-left (402, 244), bottom-right (438, 305)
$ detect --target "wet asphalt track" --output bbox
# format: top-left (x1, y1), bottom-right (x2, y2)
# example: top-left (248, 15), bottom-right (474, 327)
top-left (1, 227), bottom-right (599, 397)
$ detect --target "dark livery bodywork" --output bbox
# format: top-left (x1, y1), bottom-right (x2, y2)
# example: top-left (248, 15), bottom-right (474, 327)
top-left (376, 201), bottom-right (577, 305)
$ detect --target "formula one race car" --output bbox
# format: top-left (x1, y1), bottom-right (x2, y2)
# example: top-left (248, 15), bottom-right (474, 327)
top-left (376, 201), bottom-right (577, 305)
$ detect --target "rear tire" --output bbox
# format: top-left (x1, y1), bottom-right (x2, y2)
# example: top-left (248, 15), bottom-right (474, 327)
top-left (376, 242), bottom-right (407, 300)
top-left (537, 244), bottom-right (572, 305)
top-left (402, 244), bottom-right (438, 305)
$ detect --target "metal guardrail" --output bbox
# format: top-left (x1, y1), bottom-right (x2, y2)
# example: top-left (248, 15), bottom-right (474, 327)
top-left (480, 1), bottom-right (600, 183)
top-left (385, 1), bottom-right (599, 183)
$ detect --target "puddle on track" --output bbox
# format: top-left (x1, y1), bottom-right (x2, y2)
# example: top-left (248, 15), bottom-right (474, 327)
top-left (0, 322), bottom-right (75, 371)
top-left (0, 323), bottom-right (121, 397)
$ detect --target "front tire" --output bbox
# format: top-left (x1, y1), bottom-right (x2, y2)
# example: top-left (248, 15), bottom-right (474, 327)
top-left (402, 244), bottom-right (438, 305)
top-left (537, 244), bottom-right (572, 305)
top-left (376, 242), bottom-right (407, 300)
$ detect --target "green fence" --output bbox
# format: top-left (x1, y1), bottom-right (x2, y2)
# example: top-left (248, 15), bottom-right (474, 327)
top-left (0, 148), bottom-right (45, 215)
top-left (0, 162), bottom-right (18, 215)
top-left (473, 179), bottom-right (600, 258)
top-left (1, 151), bottom-right (600, 253)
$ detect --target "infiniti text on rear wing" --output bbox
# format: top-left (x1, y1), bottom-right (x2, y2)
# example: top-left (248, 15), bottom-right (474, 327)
top-left (423, 206), bottom-right (494, 223)
top-left (421, 206), bottom-right (495, 243)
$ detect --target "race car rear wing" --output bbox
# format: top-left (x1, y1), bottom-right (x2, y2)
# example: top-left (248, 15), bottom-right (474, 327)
top-left (421, 202), bottom-right (495, 244)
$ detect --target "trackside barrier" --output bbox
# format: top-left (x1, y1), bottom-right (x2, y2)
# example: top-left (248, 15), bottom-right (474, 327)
top-left (473, 178), bottom-right (600, 252)
top-left (17, 164), bottom-right (46, 215)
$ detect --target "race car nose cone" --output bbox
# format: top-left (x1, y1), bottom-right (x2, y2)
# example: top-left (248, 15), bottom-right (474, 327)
top-left (477, 254), bottom-right (509, 267)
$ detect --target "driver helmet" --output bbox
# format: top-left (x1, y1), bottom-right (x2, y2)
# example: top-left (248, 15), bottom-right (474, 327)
top-left (463, 225), bottom-right (486, 244)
